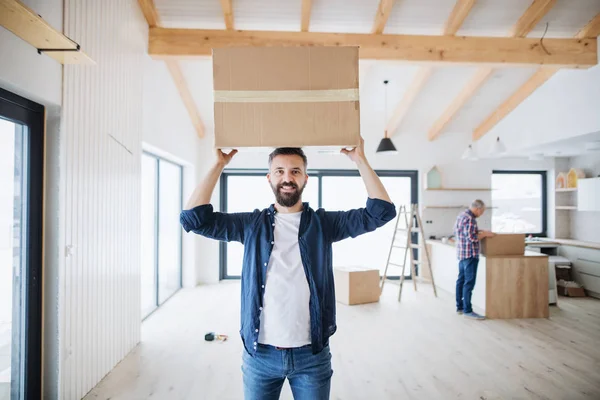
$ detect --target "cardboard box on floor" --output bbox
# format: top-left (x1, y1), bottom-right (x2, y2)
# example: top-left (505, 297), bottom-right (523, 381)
top-left (557, 281), bottom-right (586, 297)
top-left (334, 266), bottom-right (381, 305)
top-left (481, 233), bottom-right (525, 256)
top-left (212, 47), bottom-right (361, 151)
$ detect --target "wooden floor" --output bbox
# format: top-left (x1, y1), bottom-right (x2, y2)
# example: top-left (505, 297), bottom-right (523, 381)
top-left (84, 281), bottom-right (600, 400)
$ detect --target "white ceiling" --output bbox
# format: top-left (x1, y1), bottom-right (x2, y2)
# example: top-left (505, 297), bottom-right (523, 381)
top-left (153, 0), bottom-right (600, 157)
top-left (518, 130), bottom-right (600, 158)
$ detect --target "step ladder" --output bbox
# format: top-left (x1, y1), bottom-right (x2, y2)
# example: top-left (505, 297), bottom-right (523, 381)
top-left (380, 204), bottom-right (437, 302)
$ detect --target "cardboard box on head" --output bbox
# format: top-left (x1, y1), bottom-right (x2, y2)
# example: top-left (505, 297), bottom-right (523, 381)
top-left (212, 46), bottom-right (361, 152)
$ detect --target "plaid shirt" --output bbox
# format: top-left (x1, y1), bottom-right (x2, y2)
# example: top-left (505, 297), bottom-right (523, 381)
top-left (454, 209), bottom-right (480, 260)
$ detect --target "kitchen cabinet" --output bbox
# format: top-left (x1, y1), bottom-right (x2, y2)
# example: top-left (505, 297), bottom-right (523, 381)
top-left (428, 240), bottom-right (549, 318)
top-left (577, 177), bottom-right (600, 211)
top-left (558, 245), bottom-right (600, 299)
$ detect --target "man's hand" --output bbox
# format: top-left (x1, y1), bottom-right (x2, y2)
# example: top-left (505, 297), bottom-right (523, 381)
top-left (185, 149), bottom-right (237, 209)
top-left (478, 230), bottom-right (495, 239)
top-left (340, 137), bottom-right (367, 164)
top-left (216, 149), bottom-right (238, 167)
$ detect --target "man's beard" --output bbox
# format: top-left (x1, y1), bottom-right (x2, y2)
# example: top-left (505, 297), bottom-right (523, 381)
top-left (271, 181), bottom-right (306, 207)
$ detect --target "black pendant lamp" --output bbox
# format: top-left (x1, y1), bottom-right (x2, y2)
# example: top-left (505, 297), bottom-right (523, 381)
top-left (376, 80), bottom-right (398, 154)
top-left (376, 133), bottom-right (397, 153)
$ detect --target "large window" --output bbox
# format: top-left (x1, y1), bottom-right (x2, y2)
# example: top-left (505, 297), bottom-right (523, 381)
top-left (220, 169), bottom-right (417, 279)
top-left (0, 88), bottom-right (44, 399)
top-left (141, 153), bottom-right (183, 319)
top-left (491, 171), bottom-right (547, 236)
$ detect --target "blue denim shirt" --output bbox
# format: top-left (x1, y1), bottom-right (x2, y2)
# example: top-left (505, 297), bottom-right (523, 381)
top-left (180, 198), bottom-right (396, 355)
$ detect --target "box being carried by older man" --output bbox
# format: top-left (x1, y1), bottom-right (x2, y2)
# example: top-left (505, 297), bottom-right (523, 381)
top-left (212, 46), bottom-right (361, 150)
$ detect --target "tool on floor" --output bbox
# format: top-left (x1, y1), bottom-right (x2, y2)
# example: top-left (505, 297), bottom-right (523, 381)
top-left (205, 332), bottom-right (228, 342)
top-left (381, 204), bottom-right (437, 302)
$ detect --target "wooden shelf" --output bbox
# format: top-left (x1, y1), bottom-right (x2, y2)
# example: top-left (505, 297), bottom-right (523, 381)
top-left (556, 188), bottom-right (577, 192)
top-left (0, 0), bottom-right (94, 65)
top-left (424, 206), bottom-right (465, 209)
top-left (424, 206), bottom-right (497, 209)
top-left (425, 188), bottom-right (492, 191)
top-left (556, 206), bottom-right (577, 210)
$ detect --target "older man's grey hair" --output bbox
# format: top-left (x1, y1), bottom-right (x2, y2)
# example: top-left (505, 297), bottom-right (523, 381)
top-left (471, 199), bottom-right (486, 209)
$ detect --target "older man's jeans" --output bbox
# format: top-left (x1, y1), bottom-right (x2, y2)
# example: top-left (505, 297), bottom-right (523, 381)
top-left (456, 257), bottom-right (479, 313)
top-left (242, 344), bottom-right (333, 400)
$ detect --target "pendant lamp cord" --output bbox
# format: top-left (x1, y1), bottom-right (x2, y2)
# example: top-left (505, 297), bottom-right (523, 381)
top-left (384, 80), bottom-right (389, 138)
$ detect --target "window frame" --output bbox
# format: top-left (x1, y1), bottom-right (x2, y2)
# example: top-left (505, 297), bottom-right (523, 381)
top-left (219, 168), bottom-right (418, 280)
top-left (0, 87), bottom-right (45, 400)
top-left (491, 170), bottom-right (548, 237)
top-left (141, 151), bottom-right (184, 320)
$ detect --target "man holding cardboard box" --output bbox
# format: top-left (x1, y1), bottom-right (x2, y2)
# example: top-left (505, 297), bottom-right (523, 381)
top-left (180, 138), bottom-right (395, 399)
top-left (454, 199), bottom-right (494, 320)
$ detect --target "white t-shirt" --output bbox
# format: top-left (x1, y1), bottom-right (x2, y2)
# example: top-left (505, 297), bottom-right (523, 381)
top-left (258, 211), bottom-right (311, 348)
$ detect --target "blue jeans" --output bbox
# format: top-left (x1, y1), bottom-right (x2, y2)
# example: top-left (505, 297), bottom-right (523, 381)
top-left (242, 343), bottom-right (333, 400)
top-left (456, 257), bottom-right (479, 313)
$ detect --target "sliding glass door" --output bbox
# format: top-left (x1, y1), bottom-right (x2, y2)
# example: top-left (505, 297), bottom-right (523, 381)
top-left (220, 170), bottom-right (417, 279)
top-left (321, 174), bottom-right (414, 278)
top-left (141, 153), bottom-right (183, 319)
top-left (0, 88), bottom-right (44, 400)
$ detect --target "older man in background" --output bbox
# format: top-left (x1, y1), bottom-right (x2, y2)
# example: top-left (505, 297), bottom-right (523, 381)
top-left (454, 199), bottom-right (494, 320)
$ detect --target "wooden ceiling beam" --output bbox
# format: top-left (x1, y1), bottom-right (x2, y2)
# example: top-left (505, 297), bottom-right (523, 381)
top-left (148, 28), bottom-right (595, 67)
top-left (372, 0), bottom-right (396, 34)
top-left (385, 67), bottom-right (433, 135)
top-left (165, 60), bottom-right (205, 138)
top-left (510, 0), bottom-right (556, 38)
top-left (137, 0), bottom-right (161, 28)
top-left (472, 68), bottom-right (557, 141)
top-left (428, 0), bottom-right (557, 141)
top-left (576, 13), bottom-right (600, 39)
top-left (428, 67), bottom-right (493, 141)
top-left (443, 0), bottom-right (477, 36)
top-left (472, 13), bottom-right (600, 141)
top-left (301, 0), bottom-right (312, 32)
top-left (220, 0), bottom-right (234, 30)
top-left (386, 0), bottom-right (477, 137)
top-left (137, 0), bottom-right (205, 138)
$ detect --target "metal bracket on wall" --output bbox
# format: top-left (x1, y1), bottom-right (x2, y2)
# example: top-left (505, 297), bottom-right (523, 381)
top-left (37, 43), bottom-right (81, 55)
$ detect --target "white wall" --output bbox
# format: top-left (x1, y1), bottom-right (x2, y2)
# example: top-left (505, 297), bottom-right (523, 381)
top-left (569, 153), bottom-right (600, 242)
top-left (420, 157), bottom-right (556, 238)
top-left (141, 56), bottom-right (205, 288)
top-left (141, 57), bottom-right (223, 285)
top-left (58, 1), bottom-right (147, 398)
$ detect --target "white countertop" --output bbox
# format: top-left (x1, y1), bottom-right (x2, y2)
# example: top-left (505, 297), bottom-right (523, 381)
top-left (428, 238), bottom-right (600, 251)
top-left (427, 239), bottom-right (547, 258)
top-left (538, 238), bottom-right (600, 250)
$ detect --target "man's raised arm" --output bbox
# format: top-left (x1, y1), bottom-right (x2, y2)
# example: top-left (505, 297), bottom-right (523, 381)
top-left (185, 149), bottom-right (238, 209)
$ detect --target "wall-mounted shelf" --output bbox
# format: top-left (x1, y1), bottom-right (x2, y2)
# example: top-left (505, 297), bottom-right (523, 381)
top-left (556, 206), bottom-right (577, 210)
top-left (0, 0), bottom-right (94, 64)
top-left (424, 206), bottom-right (497, 209)
top-left (424, 206), bottom-right (465, 209)
top-left (556, 188), bottom-right (577, 192)
top-left (425, 188), bottom-right (492, 191)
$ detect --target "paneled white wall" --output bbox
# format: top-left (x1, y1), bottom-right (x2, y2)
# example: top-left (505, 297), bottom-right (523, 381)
top-left (60, 1), bottom-right (146, 398)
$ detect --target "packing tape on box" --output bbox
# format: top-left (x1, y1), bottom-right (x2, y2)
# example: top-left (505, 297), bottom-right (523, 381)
top-left (214, 88), bottom-right (359, 103)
